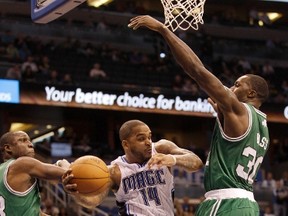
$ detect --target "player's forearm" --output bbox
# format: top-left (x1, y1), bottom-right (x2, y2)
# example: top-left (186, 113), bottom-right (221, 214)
top-left (174, 153), bottom-right (203, 172)
top-left (73, 194), bottom-right (97, 209)
top-left (72, 190), bottom-right (109, 209)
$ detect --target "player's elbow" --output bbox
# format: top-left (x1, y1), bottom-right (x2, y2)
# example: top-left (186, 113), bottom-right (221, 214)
top-left (190, 156), bottom-right (204, 172)
top-left (196, 158), bottom-right (204, 171)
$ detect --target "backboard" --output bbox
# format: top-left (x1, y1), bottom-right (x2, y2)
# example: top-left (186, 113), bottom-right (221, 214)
top-left (31, 0), bottom-right (86, 24)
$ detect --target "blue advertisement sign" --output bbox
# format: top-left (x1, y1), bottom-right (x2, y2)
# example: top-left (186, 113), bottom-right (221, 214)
top-left (0, 79), bottom-right (19, 104)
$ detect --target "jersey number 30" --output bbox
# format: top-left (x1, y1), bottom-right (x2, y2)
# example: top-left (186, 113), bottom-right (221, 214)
top-left (236, 146), bottom-right (263, 184)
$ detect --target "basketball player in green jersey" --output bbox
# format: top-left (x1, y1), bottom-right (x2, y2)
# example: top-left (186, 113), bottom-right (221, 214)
top-left (0, 131), bottom-right (69, 216)
top-left (128, 16), bottom-right (270, 215)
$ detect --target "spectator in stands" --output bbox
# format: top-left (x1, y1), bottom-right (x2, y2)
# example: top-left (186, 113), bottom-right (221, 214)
top-left (175, 198), bottom-right (184, 216)
top-left (21, 65), bottom-right (36, 82)
top-left (262, 61), bottom-right (275, 79)
top-left (262, 172), bottom-right (277, 190)
top-left (1, 30), bottom-right (14, 46)
top-left (47, 69), bottom-right (60, 85)
top-left (72, 134), bottom-right (92, 156)
top-left (172, 74), bottom-right (183, 91)
top-left (38, 55), bottom-right (51, 76)
top-left (50, 129), bottom-right (62, 143)
top-left (182, 196), bottom-right (195, 216)
top-left (5, 43), bottom-right (20, 60)
top-left (89, 63), bottom-right (108, 81)
top-left (21, 55), bottom-right (38, 73)
top-left (174, 168), bottom-right (189, 186)
top-left (96, 17), bottom-right (110, 33)
top-left (262, 205), bottom-right (275, 216)
top-left (42, 198), bottom-right (60, 216)
top-left (182, 78), bottom-right (198, 95)
top-left (249, 9), bottom-right (259, 26)
top-left (58, 206), bottom-right (68, 216)
top-left (273, 180), bottom-right (287, 216)
top-left (281, 80), bottom-right (288, 101)
top-left (0, 131), bottom-right (68, 215)
top-left (280, 171), bottom-right (288, 189)
top-left (61, 73), bottom-right (75, 86)
top-left (5, 64), bottom-right (21, 80)
top-left (237, 57), bottom-right (252, 73)
top-left (62, 119), bottom-right (203, 215)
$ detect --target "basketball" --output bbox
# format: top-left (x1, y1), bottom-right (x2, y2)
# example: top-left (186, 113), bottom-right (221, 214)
top-left (69, 155), bottom-right (110, 196)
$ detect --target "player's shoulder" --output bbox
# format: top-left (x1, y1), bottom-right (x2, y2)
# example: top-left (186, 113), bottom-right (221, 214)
top-left (11, 156), bottom-right (38, 169)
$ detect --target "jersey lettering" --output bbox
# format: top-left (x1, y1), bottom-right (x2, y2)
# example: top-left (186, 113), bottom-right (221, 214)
top-left (257, 133), bottom-right (268, 150)
top-left (236, 146), bottom-right (263, 184)
top-left (122, 169), bottom-right (166, 193)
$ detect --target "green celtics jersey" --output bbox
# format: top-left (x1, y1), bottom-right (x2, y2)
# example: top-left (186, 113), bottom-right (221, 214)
top-left (204, 103), bottom-right (269, 192)
top-left (0, 159), bottom-right (41, 216)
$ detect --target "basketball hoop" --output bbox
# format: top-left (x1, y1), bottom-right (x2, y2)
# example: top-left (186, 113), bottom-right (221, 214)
top-left (160, 0), bottom-right (206, 32)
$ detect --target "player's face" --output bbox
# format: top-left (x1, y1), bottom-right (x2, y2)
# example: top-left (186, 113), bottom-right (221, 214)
top-left (230, 75), bottom-right (252, 102)
top-left (9, 131), bottom-right (35, 158)
top-left (125, 124), bottom-right (152, 163)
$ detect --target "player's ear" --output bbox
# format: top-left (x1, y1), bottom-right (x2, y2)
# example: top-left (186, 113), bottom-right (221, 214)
top-left (4, 144), bottom-right (13, 155)
top-left (248, 89), bottom-right (257, 98)
top-left (122, 140), bottom-right (128, 149)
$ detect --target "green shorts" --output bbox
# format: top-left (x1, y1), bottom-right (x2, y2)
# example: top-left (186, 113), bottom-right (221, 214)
top-left (195, 198), bottom-right (260, 216)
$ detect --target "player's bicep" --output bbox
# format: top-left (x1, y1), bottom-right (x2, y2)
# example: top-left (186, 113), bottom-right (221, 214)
top-left (108, 164), bottom-right (121, 191)
top-left (155, 139), bottom-right (187, 155)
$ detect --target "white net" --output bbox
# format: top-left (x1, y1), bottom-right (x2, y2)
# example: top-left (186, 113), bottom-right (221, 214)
top-left (160, 0), bottom-right (206, 32)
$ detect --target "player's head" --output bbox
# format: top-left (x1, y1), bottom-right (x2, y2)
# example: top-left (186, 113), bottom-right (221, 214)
top-left (230, 74), bottom-right (269, 107)
top-left (119, 120), bottom-right (152, 164)
top-left (0, 131), bottom-right (35, 162)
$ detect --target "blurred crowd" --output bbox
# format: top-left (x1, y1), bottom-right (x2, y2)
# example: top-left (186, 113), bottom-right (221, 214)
top-left (0, 26), bottom-right (287, 104)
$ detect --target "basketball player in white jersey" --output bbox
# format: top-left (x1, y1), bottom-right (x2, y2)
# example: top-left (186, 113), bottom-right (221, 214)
top-left (62, 119), bottom-right (203, 216)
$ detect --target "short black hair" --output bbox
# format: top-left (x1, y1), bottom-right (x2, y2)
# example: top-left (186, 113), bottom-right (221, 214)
top-left (0, 132), bottom-right (14, 161)
top-left (246, 74), bottom-right (269, 103)
top-left (119, 120), bottom-right (146, 141)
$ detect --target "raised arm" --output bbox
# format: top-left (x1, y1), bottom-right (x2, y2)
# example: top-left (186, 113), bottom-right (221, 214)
top-left (149, 139), bottom-right (203, 172)
top-left (128, 16), bottom-right (249, 137)
top-left (128, 16), bottom-right (232, 107)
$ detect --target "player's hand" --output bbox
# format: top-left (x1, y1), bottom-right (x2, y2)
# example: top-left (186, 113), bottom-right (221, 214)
top-left (147, 153), bottom-right (176, 168)
top-left (128, 15), bottom-right (165, 32)
top-left (62, 169), bottom-right (78, 194)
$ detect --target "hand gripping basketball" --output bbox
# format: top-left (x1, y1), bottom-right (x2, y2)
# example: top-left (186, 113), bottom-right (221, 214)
top-left (67, 155), bottom-right (111, 196)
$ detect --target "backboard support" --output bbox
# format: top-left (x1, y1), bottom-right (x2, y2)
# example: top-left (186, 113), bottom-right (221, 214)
top-left (31, 0), bottom-right (86, 24)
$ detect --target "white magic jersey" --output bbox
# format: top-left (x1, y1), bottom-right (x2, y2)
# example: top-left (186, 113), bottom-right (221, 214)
top-left (111, 143), bottom-right (175, 216)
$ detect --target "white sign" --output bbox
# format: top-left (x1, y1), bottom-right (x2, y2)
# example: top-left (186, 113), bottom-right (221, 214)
top-left (45, 86), bottom-right (215, 114)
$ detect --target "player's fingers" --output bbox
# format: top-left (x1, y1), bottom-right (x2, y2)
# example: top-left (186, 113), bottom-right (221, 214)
top-left (148, 157), bottom-right (162, 168)
top-left (62, 173), bottom-right (74, 185)
top-left (128, 21), bottom-right (141, 30)
top-left (64, 184), bottom-right (78, 194)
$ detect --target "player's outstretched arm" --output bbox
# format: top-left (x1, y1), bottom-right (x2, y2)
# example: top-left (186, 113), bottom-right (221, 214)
top-left (149, 139), bottom-right (203, 172)
top-left (128, 15), bottom-right (233, 110)
top-left (11, 156), bottom-right (67, 180)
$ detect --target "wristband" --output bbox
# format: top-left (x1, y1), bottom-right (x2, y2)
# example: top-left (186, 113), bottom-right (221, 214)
top-left (169, 154), bottom-right (177, 166)
top-left (55, 160), bottom-right (61, 166)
